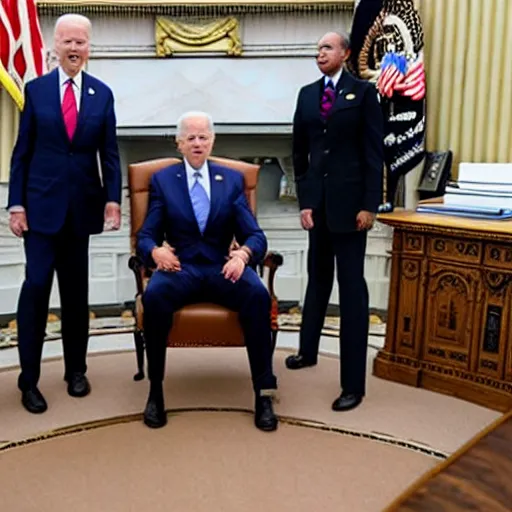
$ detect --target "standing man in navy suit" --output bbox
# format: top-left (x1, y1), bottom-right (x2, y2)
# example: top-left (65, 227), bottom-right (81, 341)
top-left (285, 32), bottom-right (384, 412)
top-left (137, 111), bottom-right (278, 431)
top-left (7, 14), bottom-right (122, 413)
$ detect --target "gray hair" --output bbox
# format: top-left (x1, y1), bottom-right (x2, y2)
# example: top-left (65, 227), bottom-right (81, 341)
top-left (54, 14), bottom-right (92, 38)
top-left (339, 31), bottom-right (351, 51)
top-left (176, 111), bottom-right (215, 137)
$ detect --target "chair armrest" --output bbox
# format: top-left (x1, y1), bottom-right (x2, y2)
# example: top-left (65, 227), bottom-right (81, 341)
top-left (259, 251), bottom-right (284, 298)
top-left (128, 255), bottom-right (146, 296)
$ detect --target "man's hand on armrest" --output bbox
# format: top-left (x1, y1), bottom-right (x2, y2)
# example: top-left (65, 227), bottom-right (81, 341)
top-left (229, 245), bottom-right (252, 265)
top-left (151, 245), bottom-right (181, 272)
top-left (223, 245), bottom-right (252, 283)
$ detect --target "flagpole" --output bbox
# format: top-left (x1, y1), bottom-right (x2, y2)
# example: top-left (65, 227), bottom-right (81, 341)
top-left (0, 62), bottom-right (24, 110)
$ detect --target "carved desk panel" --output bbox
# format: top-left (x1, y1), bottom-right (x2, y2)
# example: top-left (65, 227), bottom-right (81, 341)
top-left (374, 210), bottom-right (512, 412)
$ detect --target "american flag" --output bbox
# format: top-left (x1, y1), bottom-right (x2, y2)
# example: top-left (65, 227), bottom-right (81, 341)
top-left (394, 56), bottom-right (426, 101)
top-left (377, 52), bottom-right (426, 101)
top-left (376, 53), bottom-right (407, 98)
top-left (0, 0), bottom-right (46, 109)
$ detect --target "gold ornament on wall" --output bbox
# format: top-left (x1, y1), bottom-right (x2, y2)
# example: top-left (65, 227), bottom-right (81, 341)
top-left (155, 17), bottom-right (242, 57)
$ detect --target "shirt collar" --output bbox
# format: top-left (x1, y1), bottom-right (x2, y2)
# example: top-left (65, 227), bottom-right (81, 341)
top-left (324, 68), bottom-right (343, 88)
top-left (58, 66), bottom-right (82, 90)
top-left (184, 158), bottom-right (209, 181)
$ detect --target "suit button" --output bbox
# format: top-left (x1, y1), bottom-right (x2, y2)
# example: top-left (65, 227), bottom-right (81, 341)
top-left (69, 152), bottom-right (73, 156)
top-left (324, 149), bottom-right (330, 155)
top-left (323, 173), bottom-right (328, 178)
top-left (323, 128), bottom-right (327, 134)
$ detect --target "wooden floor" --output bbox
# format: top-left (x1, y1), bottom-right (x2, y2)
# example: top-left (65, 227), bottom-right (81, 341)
top-left (386, 410), bottom-right (512, 511)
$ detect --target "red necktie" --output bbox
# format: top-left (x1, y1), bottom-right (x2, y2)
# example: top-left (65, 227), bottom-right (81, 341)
top-left (62, 79), bottom-right (78, 140)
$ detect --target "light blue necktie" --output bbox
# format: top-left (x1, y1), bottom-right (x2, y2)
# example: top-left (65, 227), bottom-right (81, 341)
top-left (190, 171), bottom-right (210, 233)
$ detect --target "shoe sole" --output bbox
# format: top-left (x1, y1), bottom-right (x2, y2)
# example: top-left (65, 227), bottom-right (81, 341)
top-left (257, 425), bottom-right (278, 432)
top-left (332, 401), bottom-right (363, 412)
top-left (67, 388), bottom-right (91, 398)
top-left (143, 417), bottom-right (168, 429)
top-left (255, 420), bottom-right (279, 432)
top-left (21, 401), bottom-right (47, 414)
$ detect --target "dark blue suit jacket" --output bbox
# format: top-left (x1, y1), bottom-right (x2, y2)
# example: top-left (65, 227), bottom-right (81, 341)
top-left (293, 70), bottom-right (384, 232)
top-left (137, 162), bottom-right (267, 267)
top-left (7, 68), bottom-right (122, 235)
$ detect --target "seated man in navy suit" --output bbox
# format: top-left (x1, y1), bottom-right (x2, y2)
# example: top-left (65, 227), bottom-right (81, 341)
top-left (137, 111), bottom-right (278, 431)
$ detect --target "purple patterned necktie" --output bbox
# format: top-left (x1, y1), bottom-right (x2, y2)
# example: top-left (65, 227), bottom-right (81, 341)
top-left (320, 80), bottom-right (335, 120)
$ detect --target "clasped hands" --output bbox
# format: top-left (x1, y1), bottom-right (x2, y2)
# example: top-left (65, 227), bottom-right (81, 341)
top-left (152, 243), bottom-right (250, 283)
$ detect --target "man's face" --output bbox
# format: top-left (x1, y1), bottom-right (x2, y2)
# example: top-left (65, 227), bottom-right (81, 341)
top-left (54, 22), bottom-right (90, 77)
top-left (316, 33), bottom-right (349, 76)
top-left (176, 117), bottom-right (215, 169)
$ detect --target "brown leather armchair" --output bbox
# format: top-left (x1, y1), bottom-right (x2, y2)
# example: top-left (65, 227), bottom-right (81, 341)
top-left (128, 156), bottom-right (284, 380)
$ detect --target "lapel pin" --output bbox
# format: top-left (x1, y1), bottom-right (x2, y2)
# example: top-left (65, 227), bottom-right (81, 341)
top-left (176, 173), bottom-right (182, 178)
top-left (214, 174), bottom-right (223, 181)
top-left (88, 87), bottom-right (95, 95)
top-left (346, 93), bottom-right (356, 100)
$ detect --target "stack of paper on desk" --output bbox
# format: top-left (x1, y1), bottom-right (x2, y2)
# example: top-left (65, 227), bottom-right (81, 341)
top-left (416, 203), bottom-right (512, 220)
top-left (445, 163), bottom-right (512, 208)
top-left (416, 163), bottom-right (512, 219)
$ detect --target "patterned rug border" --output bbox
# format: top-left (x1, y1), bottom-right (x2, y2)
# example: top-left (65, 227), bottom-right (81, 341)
top-left (0, 346), bottom-right (338, 374)
top-left (0, 325), bottom-right (386, 350)
top-left (0, 407), bottom-right (448, 460)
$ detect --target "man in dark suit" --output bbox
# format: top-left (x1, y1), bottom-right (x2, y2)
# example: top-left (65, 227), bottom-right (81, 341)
top-left (285, 32), bottom-right (384, 412)
top-left (137, 111), bottom-right (278, 431)
top-left (7, 14), bottom-right (122, 414)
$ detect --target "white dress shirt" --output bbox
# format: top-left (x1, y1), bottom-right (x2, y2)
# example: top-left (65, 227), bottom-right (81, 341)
top-left (324, 68), bottom-right (343, 88)
top-left (184, 159), bottom-right (211, 201)
top-left (58, 66), bottom-right (82, 111)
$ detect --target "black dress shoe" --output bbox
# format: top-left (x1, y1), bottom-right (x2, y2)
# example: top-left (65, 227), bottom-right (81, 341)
top-left (331, 393), bottom-right (364, 412)
top-left (67, 373), bottom-right (91, 398)
top-left (254, 396), bottom-right (278, 432)
top-left (285, 354), bottom-right (317, 370)
top-left (143, 382), bottom-right (167, 429)
top-left (143, 395), bottom-right (167, 429)
top-left (21, 387), bottom-right (48, 414)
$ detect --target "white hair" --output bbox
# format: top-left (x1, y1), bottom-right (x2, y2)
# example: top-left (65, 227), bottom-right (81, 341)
top-left (54, 14), bottom-right (92, 38)
top-left (176, 111), bottom-right (215, 137)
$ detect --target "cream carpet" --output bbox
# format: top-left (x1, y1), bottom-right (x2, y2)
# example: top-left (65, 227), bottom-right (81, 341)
top-left (1, 412), bottom-right (435, 512)
top-left (0, 349), bottom-right (503, 512)
top-left (0, 349), bottom-right (500, 452)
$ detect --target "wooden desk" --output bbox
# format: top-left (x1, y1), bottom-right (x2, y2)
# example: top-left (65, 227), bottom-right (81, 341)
top-left (385, 411), bottom-right (512, 511)
top-left (374, 210), bottom-right (512, 411)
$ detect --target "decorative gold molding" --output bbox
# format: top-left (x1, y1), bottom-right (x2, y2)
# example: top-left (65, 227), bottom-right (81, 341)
top-left (36, 0), bottom-right (354, 16)
top-left (156, 17), bottom-right (242, 56)
top-left (376, 351), bottom-right (512, 395)
top-left (37, 0), bottom-right (353, 5)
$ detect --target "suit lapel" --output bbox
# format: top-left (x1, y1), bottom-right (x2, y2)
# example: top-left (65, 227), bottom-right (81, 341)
top-left (172, 163), bottom-right (201, 233)
top-left (313, 78), bottom-right (324, 122)
top-left (205, 162), bottom-right (223, 231)
top-left (51, 69), bottom-right (69, 142)
top-left (330, 70), bottom-right (356, 115)
top-left (73, 72), bottom-right (92, 141)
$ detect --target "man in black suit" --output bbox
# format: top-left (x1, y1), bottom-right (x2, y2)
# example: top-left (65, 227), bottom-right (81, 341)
top-left (285, 32), bottom-right (384, 412)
